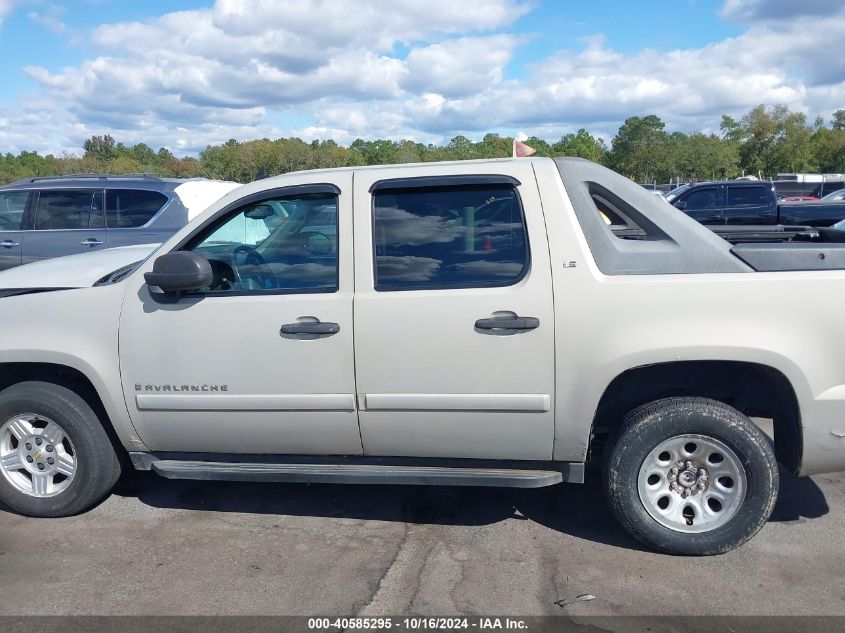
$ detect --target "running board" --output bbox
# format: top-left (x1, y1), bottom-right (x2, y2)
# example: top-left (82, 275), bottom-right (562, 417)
top-left (149, 460), bottom-right (567, 488)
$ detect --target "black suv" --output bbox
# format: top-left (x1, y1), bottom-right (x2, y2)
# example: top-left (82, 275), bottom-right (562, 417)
top-left (664, 180), bottom-right (778, 225)
top-left (0, 175), bottom-right (235, 270)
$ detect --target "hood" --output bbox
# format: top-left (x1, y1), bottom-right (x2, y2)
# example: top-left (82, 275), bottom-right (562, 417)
top-left (0, 244), bottom-right (158, 290)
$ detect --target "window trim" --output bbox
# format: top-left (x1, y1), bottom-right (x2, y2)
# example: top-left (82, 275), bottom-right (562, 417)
top-left (370, 174), bottom-right (521, 193)
top-left (370, 179), bottom-right (531, 293)
top-left (171, 184), bottom-right (342, 298)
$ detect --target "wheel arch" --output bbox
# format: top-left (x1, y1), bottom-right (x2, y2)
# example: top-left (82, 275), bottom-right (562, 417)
top-left (588, 360), bottom-right (802, 475)
top-left (0, 361), bottom-right (133, 461)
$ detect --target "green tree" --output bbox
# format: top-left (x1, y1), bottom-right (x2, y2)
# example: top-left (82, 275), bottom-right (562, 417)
top-left (608, 115), bottom-right (671, 182)
top-left (478, 133), bottom-right (513, 158)
top-left (731, 104), bottom-right (814, 177)
top-left (83, 135), bottom-right (118, 162)
top-left (552, 129), bottom-right (607, 163)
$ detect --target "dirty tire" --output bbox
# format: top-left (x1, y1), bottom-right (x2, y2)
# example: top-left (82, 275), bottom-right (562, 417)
top-left (605, 397), bottom-right (778, 555)
top-left (0, 381), bottom-right (121, 517)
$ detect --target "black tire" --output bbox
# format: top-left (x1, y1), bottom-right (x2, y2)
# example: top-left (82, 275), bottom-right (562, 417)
top-left (0, 381), bottom-right (121, 517)
top-left (604, 397), bottom-right (778, 555)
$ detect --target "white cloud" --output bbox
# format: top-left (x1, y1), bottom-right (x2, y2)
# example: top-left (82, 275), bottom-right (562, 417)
top-left (344, 7), bottom-right (845, 138)
top-left (721, 0), bottom-right (843, 21)
top-left (27, 2), bottom-right (69, 35)
top-left (14, 0), bottom-right (528, 152)
top-left (3, 0), bottom-right (845, 155)
top-left (28, 11), bottom-right (66, 34)
top-left (402, 35), bottom-right (520, 97)
top-left (0, 0), bottom-right (25, 25)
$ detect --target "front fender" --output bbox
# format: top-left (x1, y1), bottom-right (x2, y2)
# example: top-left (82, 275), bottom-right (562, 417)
top-left (0, 285), bottom-right (148, 451)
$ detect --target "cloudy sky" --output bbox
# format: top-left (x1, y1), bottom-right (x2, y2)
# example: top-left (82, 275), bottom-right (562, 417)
top-left (0, 0), bottom-right (843, 155)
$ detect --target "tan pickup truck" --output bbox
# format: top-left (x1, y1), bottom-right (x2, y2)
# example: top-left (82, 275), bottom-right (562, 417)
top-left (1, 156), bottom-right (843, 555)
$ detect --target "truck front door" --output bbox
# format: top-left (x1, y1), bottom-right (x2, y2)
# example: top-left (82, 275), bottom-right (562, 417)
top-left (352, 165), bottom-right (555, 460)
top-left (118, 176), bottom-right (362, 455)
top-left (678, 185), bottom-right (723, 224)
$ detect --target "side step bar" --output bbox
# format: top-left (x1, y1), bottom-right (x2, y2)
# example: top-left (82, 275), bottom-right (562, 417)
top-left (149, 460), bottom-right (569, 488)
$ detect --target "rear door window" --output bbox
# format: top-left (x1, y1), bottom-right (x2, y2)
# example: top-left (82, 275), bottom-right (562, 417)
top-left (33, 189), bottom-right (98, 230)
top-left (0, 191), bottom-right (29, 230)
top-left (727, 186), bottom-right (768, 206)
top-left (106, 189), bottom-right (168, 228)
top-left (372, 183), bottom-right (528, 290)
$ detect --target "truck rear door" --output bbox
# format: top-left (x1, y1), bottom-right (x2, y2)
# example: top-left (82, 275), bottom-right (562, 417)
top-left (352, 163), bottom-right (555, 460)
top-left (724, 184), bottom-right (776, 224)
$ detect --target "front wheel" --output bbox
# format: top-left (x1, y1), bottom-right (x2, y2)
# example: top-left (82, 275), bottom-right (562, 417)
top-left (605, 397), bottom-right (778, 555)
top-left (0, 381), bottom-right (121, 517)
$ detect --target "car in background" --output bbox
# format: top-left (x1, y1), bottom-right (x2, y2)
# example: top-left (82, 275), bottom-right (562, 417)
top-left (779, 193), bottom-right (845, 226)
top-left (0, 174), bottom-right (240, 270)
top-left (0, 189), bottom-right (298, 289)
top-left (664, 180), bottom-right (779, 224)
top-left (666, 180), bottom-right (845, 226)
top-left (820, 189), bottom-right (845, 202)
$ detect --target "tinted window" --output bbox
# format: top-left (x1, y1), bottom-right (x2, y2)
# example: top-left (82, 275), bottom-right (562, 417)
top-left (727, 186), bottom-right (768, 207)
top-left (106, 189), bottom-right (168, 228)
top-left (34, 190), bottom-right (96, 230)
top-left (684, 188), bottom-right (719, 210)
top-left (186, 193), bottom-right (338, 294)
top-left (373, 184), bottom-right (528, 290)
top-left (0, 191), bottom-right (29, 230)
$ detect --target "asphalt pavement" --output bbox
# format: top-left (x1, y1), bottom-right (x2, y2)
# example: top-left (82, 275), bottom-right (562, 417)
top-left (1, 464), bottom-right (842, 624)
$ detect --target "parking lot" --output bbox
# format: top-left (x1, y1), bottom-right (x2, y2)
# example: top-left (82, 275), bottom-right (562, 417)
top-left (1, 464), bottom-right (843, 623)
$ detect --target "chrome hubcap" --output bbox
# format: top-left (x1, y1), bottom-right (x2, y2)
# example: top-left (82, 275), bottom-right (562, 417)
top-left (0, 414), bottom-right (76, 497)
top-left (637, 434), bottom-right (747, 534)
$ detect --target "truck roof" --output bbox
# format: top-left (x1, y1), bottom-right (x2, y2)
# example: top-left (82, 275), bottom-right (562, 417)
top-left (677, 180), bottom-right (775, 188)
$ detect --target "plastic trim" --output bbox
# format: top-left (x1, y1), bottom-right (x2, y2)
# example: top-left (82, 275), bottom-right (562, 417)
top-left (369, 174), bottom-right (521, 193)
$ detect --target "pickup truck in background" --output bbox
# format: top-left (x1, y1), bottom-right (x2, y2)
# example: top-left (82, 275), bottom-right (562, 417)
top-left (666, 179), bottom-right (845, 226)
top-left (1, 157), bottom-right (845, 556)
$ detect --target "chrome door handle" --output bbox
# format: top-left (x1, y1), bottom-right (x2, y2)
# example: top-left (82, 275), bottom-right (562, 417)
top-left (0, 240), bottom-right (20, 248)
top-left (81, 238), bottom-right (103, 247)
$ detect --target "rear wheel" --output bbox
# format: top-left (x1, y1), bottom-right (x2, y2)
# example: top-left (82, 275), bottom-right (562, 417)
top-left (605, 397), bottom-right (778, 555)
top-left (0, 381), bottom-right (121, 517)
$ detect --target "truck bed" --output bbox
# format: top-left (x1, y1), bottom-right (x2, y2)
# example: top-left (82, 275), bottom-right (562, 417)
top-left (610, 223), bottom-right (845, 271)
top-left (730, 242), bottom-right (845, 271)
top-left (712, 225), bottom-right (845, 272)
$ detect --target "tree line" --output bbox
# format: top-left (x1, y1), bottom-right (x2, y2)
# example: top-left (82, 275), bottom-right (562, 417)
top-left (1, 104), bottom-right (843, 185)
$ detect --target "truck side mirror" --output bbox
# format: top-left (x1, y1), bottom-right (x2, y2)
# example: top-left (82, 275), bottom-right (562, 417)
top-left (144, 251), bottom-right (213, 293)
top-left (673, 200), bottom-right (687, 210)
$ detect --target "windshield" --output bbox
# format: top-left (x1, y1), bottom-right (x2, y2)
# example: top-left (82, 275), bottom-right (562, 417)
top-left (820, 189), bottom-right (845, 202)
top-left (664, 184), bottom-right (690, 202)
